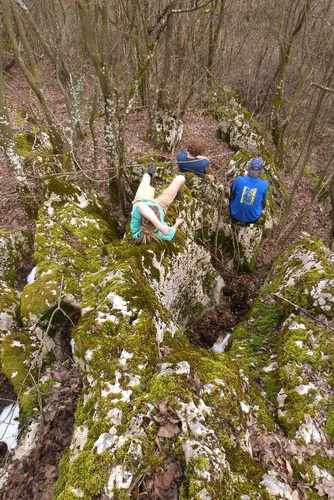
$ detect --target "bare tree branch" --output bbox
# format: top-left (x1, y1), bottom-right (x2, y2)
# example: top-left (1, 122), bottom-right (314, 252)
top-left (311, 81), bottom-right (334, 93)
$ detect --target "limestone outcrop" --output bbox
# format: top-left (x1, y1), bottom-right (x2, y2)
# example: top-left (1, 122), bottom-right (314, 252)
top-left (229, 235), bottom-right (334, 498)
top-left (213, 89), bottom-right (284, 272)
top-left (0, 228), bottom-right (32, 334)
top-left (1, 167), bottom-right (332, 499)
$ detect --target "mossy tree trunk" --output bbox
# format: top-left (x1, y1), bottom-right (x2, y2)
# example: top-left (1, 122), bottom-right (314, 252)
top-left (76, 0), bottom-right (118, 201)
top-left (3, 0), bottom-right (68, 158)
top-left (0, 35), bottom-right (38, 218)
top-left (330, 173), bottom-right (334, 249)
top-left (269, 0), bottom-right (313, 169)
top-left (206, 0), bottom-right (225, 89)
top-left (278, 55), bottom-right (334, 235)
top-left (14, 0), bottom-right (86, 169)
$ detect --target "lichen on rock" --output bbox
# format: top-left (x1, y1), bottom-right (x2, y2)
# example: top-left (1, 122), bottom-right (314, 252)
top-left (50, 172), bottom-right (281, 499)
top-left (0, 280), bottom-right (21, 333)
top-left (0, 228), bottom-right (33, 286)
top-left (210, 88), bottom-right (285, 271)
top-left (21, 177), bottom-right (119, 326)
top-left (228, 235), bottom-right (334, 497)
top-left (1, 159), bottom-right (333, 499)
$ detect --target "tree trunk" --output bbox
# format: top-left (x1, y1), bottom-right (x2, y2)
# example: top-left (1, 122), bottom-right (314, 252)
top-left (0, 36), bottom-right (38, 218)
top-left (329, 174), bottom-right (334, 249)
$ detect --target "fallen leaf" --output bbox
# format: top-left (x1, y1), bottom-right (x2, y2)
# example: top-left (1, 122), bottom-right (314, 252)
top-left (157, 422), bottom-right (180, 438)
top-left (156, 396), bottom-right (170, 414)
top-left (159, 345), bottom-right (174, 358)
top-left (154, 462), bottom-right (182, 490)
top-left (284, 458), bottom-right (293, 476)
top-left (323, 480), bottom-right (334, 499)
top-left (315, 483), bottom-right (325, 496)
top-left (155, 436), bottom-right (162, 453)
top-left (187, 372), bottom-right (203, 392)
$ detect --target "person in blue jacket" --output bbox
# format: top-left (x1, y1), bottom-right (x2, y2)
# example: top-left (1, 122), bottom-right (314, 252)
top-left (229, 158), bottom-right (268, 224)
top-left (176, 138), bottom-right (210, 179)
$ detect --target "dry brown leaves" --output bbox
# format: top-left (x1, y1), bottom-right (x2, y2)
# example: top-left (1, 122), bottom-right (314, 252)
top-left (133, 397), bottom-right (183, 500)
top-left (154, 397), bottom-right (181, 442)
top-left (187, 372), bottom-right (203, 393)
top-left (315, 481), bottom-right (334, 499)
top-left (250, 427), bottom-right (334, 499)
top-left (137, 460), bottom-right (183, 500)
top-left (0, 365), bottom-right (81, 500)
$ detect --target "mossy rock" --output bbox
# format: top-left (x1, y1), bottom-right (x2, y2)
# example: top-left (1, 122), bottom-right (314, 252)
top-left (9, 170), bottom-right (334, 498)
top-left (20, 178), bottom-right (119, 326)
top-left (14, 128), bottom-right (65, 176)
top-left (268, 235), bottom-right (334, 317)
top-left (229, 234), bottom-right (334, 476)
top-left (48, 173), bottom-right (276, 497)
top-left (214, 89), bottom-right (265, 155)
top-left (208, 88), bottom-right (286, 270)
top-left (58, 317), bottom-right (274, 498)
top-left (0, 228), bottom-right (33, 285)
top-left (1, 330), bottom-right (38, 394)
top-left (0, 281), bottom-right (21, 333)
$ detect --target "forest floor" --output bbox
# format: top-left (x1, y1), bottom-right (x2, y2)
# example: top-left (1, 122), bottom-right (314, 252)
top-left (0, 64), bottom-right (332, 499)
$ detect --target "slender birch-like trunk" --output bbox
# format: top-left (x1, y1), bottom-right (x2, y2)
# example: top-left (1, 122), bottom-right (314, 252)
top-left (0, 37), bottom-right (38, 217)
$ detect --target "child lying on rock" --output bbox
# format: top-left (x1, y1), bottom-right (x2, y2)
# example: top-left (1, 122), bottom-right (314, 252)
top-left (130, 163), bottom-right (185, 245)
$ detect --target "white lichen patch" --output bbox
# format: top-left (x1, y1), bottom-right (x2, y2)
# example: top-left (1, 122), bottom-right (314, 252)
top-left (148, 240), bottom-right (224, 325)
top-left (295, 340), bottom-right (304, 348)
top-left (69, 425), bottom-right (89, 461)
top-left (311, 465), bottom-right (334, 482)
top-left (97, 311), bottom-right (118, 323)
top-left (101, 371), bottom-right (132, 402)
top-left (262, 362), bottom-right (278, 372)
top-left (68, 487), bottom-right (84, 498)
top-left (182, 438), bottom-right (228, 477)
top-left (106, 292), bottom-right (131, 316)
top-left (158, 361), bottom-right (190, 377)
top-left (288, 320), bottom-right (306, 330)
top-left (106, 465), bottom-right (133, 493)
top-left (119, 350), bottom-right (133, 367)
top-left (235, 224), bottom-right (263, 265)
top-left (260, 471), bottom-right (293, 499)
top-left (85, 349), bottom-right (94, 361)
top-left (106, 407), bottom-right (122, 426)
top-left (13, 421), bottom-right (40, 460)
top-left (200, 384), bottom-right (217, 396)
top-left (93, 432), bottom-right (117, 454)
top-left (125, 373), bottom-right (141, 388)
top-left (309, 278), bottom-right (334, 314)
top-left (277, 389), bottom-right (287, 408)
top-left (240, 401), bottom-right (250, 413)
top-left (295, 414), bottom-right (321, 444)
top-left (294, 383), bottom-right (317, 396)
top-left (179, 400), bottom-right (216, 439)
top-left (26, 266), bottom-right (37, 284)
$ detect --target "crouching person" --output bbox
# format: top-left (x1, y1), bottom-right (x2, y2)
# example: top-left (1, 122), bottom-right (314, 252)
top-left (130, 163), bottom-right (185, 245)
top-left (229, 158), bottom-right (268, 224)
